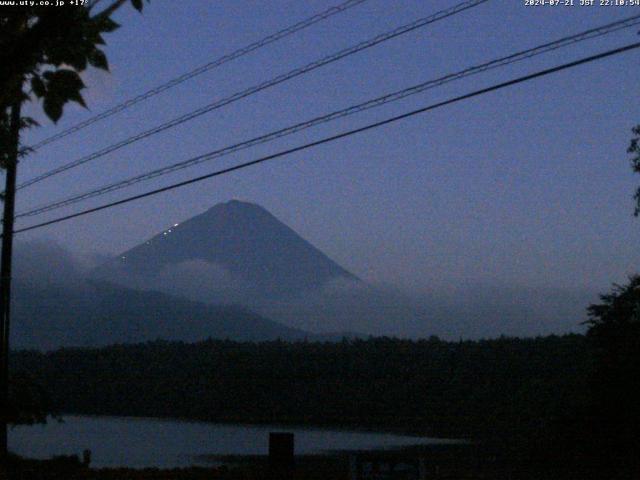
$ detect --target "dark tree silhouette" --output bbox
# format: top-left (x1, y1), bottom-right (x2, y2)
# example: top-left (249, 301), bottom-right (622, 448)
top-left (6, 373), bottom-right (51, 426)
top-left (628, 126), bottom-right (640, 216)
top-left (585, 276), bottom-right (640, 476)
top-left (12, 335), bottom-right (590, 441)
top-left (0, 0), bottom-right (150, 459)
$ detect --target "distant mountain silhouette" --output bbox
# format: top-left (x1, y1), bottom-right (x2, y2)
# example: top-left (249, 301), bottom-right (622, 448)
top-left (11, 280), bottom-right (309, 351)
top-left (95, 200), bottom-right (358, 298)
top-left (9, 201), bottom-right (368, 351)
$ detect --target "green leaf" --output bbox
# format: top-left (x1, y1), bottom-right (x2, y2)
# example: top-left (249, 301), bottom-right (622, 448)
top-left (47, 69), bottom-right (86, 95)
top-left (42, 69), bottom-right (88, 119)
top-left (88, 49), bottom-right (109, 71)
top-left (95, 16), bottom-right (120, 33)
top-left (30, 76), bottom-right (46, 98)
top-left (69, 90), bottom-right (87, 108)
top-left (65, 51), bottom-right (88, 72)
top-left (43, 97), bottom-right (64, 123)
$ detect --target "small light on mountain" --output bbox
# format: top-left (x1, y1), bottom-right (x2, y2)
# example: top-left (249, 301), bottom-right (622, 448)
top-left (174, 223), bottom-right (179, 227)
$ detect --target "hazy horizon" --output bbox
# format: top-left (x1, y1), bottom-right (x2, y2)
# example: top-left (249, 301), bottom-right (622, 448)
top-left (11, 201), bottom-right (600, 341)
top-left (7, 1), bottom-right (640, 340)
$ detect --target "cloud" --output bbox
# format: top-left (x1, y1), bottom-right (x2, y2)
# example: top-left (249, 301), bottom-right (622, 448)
top-left (97, 258), bottom-right (254, 306)
top-left (13, 240), bottom-right (594, 340)
top-left (251, 279), bottom-right (593, 339)
top-left (13, 240), bottom-right (82, 288)
top-left (152, 259), bottom-right (253, 304)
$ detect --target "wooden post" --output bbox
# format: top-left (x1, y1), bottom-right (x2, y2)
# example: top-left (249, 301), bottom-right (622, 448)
top-left (269, 432), bottom-right (294, 479)
top-left (0, 100), bottom-right (22, 461)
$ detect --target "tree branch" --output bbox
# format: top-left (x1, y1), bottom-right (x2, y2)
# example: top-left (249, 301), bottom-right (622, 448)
top-left (92, 0), bottom-right (127, 19)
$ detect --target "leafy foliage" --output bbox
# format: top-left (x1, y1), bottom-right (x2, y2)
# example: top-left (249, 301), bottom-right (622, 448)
top-left (0, 111), bottom-right (38, 171)
top-left (0, 0), bottom-right (150, 425)
top-left (627, 126), bottom-right (640, 215)
top-left (584, 276), bottom-right (640, 472)
top-left (0, 0), bottom-right (150, 168)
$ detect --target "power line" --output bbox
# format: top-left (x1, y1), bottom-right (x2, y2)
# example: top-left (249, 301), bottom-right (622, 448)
top-left (27, 0), bottom-right (370, 152)
top-left (17, 0), bottom-right (489, 190)
top-left (13, 41), bottom-right (640, 236)
top-left (16, 13), bottom-right (640, 219)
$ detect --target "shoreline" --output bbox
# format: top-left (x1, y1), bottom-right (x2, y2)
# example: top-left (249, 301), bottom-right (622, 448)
top-left (47, 411), bottom-right (472, 440)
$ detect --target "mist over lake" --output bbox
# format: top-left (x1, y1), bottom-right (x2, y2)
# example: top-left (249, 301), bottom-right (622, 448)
top-left (9, 416), bottom-right (453, 468)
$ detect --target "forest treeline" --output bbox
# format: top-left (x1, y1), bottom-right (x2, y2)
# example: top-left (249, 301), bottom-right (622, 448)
top-left (11, 335), bottom-right (589, 439)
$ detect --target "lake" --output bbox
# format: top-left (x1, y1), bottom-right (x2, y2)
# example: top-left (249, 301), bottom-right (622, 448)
top-left (9, 415), bottom-right (454, 468)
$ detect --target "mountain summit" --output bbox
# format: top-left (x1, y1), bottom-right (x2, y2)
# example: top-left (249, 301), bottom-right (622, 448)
top-left (97, 200), bottom-right (358, 298)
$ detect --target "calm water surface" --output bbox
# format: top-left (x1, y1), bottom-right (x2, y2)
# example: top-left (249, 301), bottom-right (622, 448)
top-left (9, 415), bottom-right (453, 468)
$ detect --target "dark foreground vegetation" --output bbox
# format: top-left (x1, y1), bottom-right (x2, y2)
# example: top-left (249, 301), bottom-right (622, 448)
top-left (6, 334), bottom-right (609, 479)
top-left (13, 334), bottom-right (588, 439)
top-left (0, 444), bottom-right (598, 480)
top-left (8, 276), bottom-right (640, 478)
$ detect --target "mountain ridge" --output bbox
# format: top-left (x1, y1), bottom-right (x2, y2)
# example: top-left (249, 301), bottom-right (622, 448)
top-left (12, 279), bottom-right (312, 351)
top-left (96, 200), bottom-right (359, 298)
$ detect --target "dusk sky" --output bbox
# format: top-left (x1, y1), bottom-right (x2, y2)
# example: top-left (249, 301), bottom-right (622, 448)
top-left (14, 0), bottom-right (640, 298)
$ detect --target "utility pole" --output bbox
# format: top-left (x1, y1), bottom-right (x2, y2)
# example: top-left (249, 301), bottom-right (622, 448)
top-left (0, 99), bottom-right (22, 461)
top-left (0, 1), bottom-right (146, 463)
